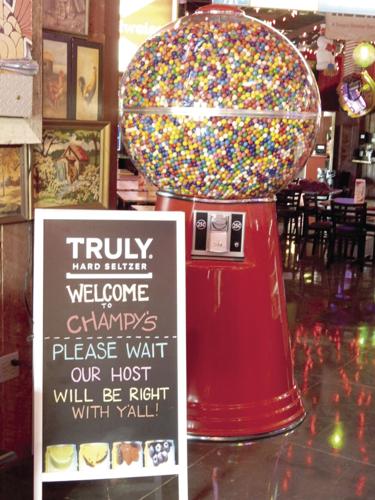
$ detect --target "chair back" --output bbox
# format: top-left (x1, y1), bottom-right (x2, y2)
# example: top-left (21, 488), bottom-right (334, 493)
top-left (276, 189), bottom-right (301, 209)
top-left (303, 191), bottom-right (329, 213)
top-left (303, 192), bottom-right (319, 212)
top-left (302, 192), bottom-right (330, 232)
top-left (330, 201), bottom-right (367, 229)
top-left (316, 192), bottom-right (330, 203)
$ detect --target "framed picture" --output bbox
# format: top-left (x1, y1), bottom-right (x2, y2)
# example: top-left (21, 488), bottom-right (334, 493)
top-left (32, 121), bottom-right (110, 210)
top-left (0, 0), bottom-right (33, 58)
top-left (42, 32), bottom-right (72, 119)
top-left (0, 145), bottom-right (31, 224)
top-left (43, 0), bottom-right (90, 36)
top-left (72, 38), bottom-right (102, 121)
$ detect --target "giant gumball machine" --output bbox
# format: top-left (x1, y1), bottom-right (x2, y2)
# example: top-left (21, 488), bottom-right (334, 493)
top-left (120, 5), bottom-right (321, 440)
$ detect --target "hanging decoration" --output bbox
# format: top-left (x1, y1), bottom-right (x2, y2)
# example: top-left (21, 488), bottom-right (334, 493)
top-left (337, 71), bottom-right (375, 118)
top-left (337, 41), bottom-right (375, 118)
top-left (316, 25), bottom-right (338, 76)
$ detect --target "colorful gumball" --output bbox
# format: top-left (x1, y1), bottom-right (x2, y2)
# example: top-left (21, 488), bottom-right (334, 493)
top-left (120, 6), bottom-right (320, 200)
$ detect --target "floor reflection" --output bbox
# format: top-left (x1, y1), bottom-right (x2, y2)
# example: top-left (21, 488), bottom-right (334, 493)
top-left (187, 249), bottom-right (375, 500)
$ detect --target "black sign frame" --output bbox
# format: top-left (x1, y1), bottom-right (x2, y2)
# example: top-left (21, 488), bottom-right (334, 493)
top-left (33, 209), bottom-right (187, 499)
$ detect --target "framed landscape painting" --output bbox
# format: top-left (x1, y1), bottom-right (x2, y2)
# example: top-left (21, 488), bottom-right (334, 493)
top-left (42, 32), bottom-right (72, 119)
top-left (32, 121), bottom-right (110, 211)
top-left (43, 0), bottom-right (89, 36)
top-left (72, 38), bottom-right (102, 120)
top-left (0, 145), bottom-right (31, 223)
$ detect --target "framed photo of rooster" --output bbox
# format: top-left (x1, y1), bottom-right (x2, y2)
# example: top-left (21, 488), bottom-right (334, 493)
top-left (43, 31), bottom-right (72, 119)
top-left (72, 39), bottom-right (102, 121)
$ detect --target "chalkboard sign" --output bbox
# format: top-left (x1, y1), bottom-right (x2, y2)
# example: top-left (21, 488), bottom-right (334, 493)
top-left (33, 209), bottom-right (187, 499)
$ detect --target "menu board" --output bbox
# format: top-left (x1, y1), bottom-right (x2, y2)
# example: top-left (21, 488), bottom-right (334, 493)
top-left (33, 209), bottom-right (187, 499)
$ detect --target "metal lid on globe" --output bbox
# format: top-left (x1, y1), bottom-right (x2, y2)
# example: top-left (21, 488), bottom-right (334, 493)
top-left (120, 6), bottom-right (321, 200)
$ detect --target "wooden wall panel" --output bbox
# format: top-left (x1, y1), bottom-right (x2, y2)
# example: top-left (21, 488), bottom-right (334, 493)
top-left (0, 223), bottom-right (33, 459)
top-left (0, 0), bottom-right (41, 460)
top-left (0, 0), bottom-right (119, 459)
top-left (90, 0), bottom-right (119, 209)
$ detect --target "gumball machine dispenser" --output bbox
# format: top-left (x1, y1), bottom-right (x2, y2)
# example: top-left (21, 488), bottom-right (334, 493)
top-left (120, 5), bottom-right (321, 440)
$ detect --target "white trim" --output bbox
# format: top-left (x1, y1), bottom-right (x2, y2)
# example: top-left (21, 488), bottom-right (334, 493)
top-left (65, 273), bottom-right (153, 279)
top-left (41, 464), bottom-right (181, 482)
top-left (172, 0), bottom-right (178, 21)
top-left (175, 212), bottom-right (188, 500)
top-left (33, 212), bottom-right (45, 500)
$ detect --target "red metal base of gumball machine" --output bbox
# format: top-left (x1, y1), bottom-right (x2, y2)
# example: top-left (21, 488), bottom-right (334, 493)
top-left (156, 192), bottom-right (305, 441)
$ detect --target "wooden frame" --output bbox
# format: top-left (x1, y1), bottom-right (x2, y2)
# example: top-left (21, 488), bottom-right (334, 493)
top-left (32, 120), bottom-right (110, 211)
top-left (0, 145), bottom-right (31, 223)
top-left (33, 209), bottom-right (187, 499)
top-left (72, 38), bottom-right (102, 121)
top-left (42, 31), bottom-right (72, 120)
top-left (43, 0), bottom-right (90, 36)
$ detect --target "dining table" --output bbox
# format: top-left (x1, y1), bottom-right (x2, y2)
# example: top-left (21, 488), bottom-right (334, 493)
top-left (117, 178), bottom-right (140, 191)
top-left (130, 205), bottom-right (155, 211)
top-left (116, 173), bottom-right (157, 209)
top-left (117, 189), bottom-right (157, 209)
top-left (321, 197), bottom-right (375, 216)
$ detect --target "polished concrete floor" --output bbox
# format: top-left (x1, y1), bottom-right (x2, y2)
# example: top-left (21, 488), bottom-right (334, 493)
top-left (1, 241), bottom-right (375, 499)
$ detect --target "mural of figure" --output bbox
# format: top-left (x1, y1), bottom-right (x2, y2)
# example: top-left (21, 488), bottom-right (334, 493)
top-left (0, 0), bottom-right (33, 59)
top-left (57, 0), bottom-right (85, 20)
top-left (72, 0), bottom-right (86, 13)
top-left (57, 0), bottom-right (69, 20)
top-left (44, 0), bottom-right (87, 36)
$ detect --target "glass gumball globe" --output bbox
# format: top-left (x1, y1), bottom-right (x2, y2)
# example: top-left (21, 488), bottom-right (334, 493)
top-left (120, 5), bottom-right (321, 200)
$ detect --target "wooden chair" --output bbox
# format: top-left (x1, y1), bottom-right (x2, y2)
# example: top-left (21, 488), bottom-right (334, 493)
top-left (327, 201), bottom-right (367, 270)
top-left (365, 219), bottom-right (375, 262)
top-left (276, 189), bottom-right (302, 240)
top-left (299, 192), bottom-right (332, 258)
